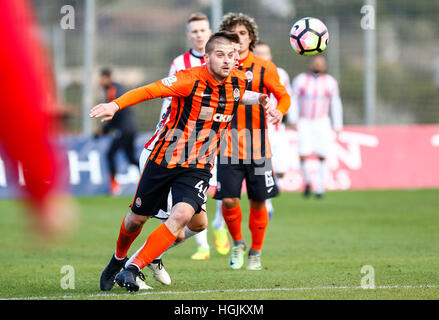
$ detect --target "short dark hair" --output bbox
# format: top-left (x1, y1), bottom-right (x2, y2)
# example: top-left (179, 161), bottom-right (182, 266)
top-left (100, 68), bottom-right (112, 77)
top-left (219, 12), bottom-right (259, 51)
top-left (205, 31), bottom-right (240, 54)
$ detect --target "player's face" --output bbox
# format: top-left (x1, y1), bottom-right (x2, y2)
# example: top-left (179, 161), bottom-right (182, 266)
top-left (100, 75), bottom-right (111, 88)
top-left (229, 24), bottom-right (252, 55)
top-left (205, 41), bottom-right (236, 81)
top-left (310, 56), bottom-right (327, 73)
top-left (187, 20), bottom-right (211, 53)
top-left (254, 44), bottom-right (272, 61)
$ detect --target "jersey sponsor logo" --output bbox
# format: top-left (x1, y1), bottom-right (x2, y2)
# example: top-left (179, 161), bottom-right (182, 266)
top-left (233, 88), bottom-right (241, 101)
top-left (161, 75), bottom-right (177, 87)
top-left (213, 113), bottom-right (233, 123)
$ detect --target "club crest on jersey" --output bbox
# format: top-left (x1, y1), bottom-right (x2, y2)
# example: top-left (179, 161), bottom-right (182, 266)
top-left (245, 71), bottom-right (253, 82)
top-left (233, 88), bottom-right (241, 101)
top-left (161, 75), bottom-right (177, 87)
top-left (135, 197), bottom-right (142, 208)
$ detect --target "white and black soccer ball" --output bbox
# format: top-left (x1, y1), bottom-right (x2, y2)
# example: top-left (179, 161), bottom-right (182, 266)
top-left (290, 17), bottom-right (329, 56)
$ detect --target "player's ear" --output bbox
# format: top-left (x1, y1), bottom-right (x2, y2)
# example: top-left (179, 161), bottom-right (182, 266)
top-left (204, 53), bottom-right (209, 63)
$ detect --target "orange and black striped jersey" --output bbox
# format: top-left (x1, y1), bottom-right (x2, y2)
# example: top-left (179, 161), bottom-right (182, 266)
top-left (114, 65), bottom-right (248, 170)
top-left (222, 51), bottom-right (291, 160)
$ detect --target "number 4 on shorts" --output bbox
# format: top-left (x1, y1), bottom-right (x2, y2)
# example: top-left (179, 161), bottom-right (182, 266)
top-left (195, 180), bottom-right (208, 201)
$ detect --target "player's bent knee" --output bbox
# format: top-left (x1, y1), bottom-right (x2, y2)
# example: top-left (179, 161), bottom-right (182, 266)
top-left (249, 200), bottom-right (266, 211)
top-left (169, 203), bottom-right (194, 226)
top-left (193, 220), bottom-right (208, 232)
top-left (222, 198), bottom-right (239, 209)
top-left (187, 210), bottom-right (207, 232)
top-left (187, 221), bottom-right (207, 233)
top-left (126, 211), bottom-right (148, 231)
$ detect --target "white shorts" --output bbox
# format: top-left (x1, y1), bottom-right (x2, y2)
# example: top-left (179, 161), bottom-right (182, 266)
top-left (268, 123), bottom-right (290, 175)
top-left (297, 118), bottom-right (332, 158)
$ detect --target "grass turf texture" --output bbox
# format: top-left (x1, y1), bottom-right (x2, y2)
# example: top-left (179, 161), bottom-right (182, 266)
top-left (0, 189), bottom-right (438, 300)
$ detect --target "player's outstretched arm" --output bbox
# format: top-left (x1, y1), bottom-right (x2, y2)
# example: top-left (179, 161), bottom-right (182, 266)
top-left (90, 72), bottom-right (194, 123)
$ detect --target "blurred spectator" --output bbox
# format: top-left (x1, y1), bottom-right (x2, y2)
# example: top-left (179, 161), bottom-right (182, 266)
top-left (95, 68), bottom-right (139, 196)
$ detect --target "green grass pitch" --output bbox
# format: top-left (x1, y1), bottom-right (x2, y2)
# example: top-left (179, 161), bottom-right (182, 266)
top-left (0, 189), bottom-right (438, 300)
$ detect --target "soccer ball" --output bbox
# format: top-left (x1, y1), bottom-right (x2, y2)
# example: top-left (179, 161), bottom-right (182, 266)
top-left (289, 17), bottom-right (329, 56)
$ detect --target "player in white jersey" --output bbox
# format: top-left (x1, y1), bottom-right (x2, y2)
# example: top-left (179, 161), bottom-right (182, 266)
top-left (253, 42), bottom-right (293, 219)
top-left (287, 55), bottom-right (343, 198)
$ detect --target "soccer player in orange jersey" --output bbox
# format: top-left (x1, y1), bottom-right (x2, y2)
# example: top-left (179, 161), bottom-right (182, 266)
top-left (253, 41), bottom-right (294, 219)
top-left (91, 31), bottom-right (281, 292)
top-left (216, 13), bottom-right (291, 271)
top-left (158, 12), bottom-right (230, 261)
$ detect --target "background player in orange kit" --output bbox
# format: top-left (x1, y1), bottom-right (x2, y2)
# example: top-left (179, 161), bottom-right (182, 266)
top-left (91, 31), bottom-right (281, 292)
top-left (216, 13), bottom-right (291, 271)
top-left (0, 0), bottom-right (76, 240)
top-left (253, 41), bottom-right (293, 219)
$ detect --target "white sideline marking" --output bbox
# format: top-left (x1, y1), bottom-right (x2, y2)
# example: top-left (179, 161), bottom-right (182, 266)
top-left (1, 284), bottom-right (438, 300)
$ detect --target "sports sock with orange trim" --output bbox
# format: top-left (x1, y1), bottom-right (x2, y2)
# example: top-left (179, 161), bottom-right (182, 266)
top-left (115, 216), bottom-right (143, 260)
top-left (131, 223), bottom-right (176, 269)
top-left (248, 206), bottom-right (269, 251)
top-left (222, 204), bottom-right (243, 242)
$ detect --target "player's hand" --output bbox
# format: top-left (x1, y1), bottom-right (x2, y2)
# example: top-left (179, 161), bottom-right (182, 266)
top-left (290, 123), bottom-right (297, 131)
top-left (89, 102), bottom-right (119, 123)
top-left (258, 94), bottom-right (282, 124)
top-left (258, 94), bottom-right (270, 108)
top-left (267, 108), bottom-right (283, 125)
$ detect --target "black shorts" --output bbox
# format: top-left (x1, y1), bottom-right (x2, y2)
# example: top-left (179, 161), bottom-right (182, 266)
top-left (214, 157), bottom-right (278, 201)
top-left (130, 160), bottom-right (211, 217)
